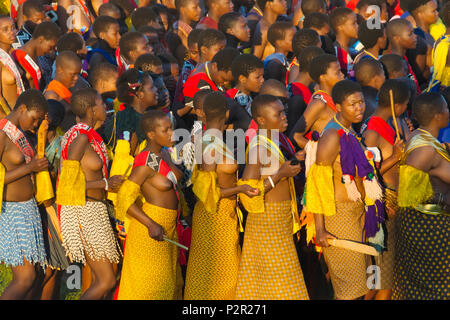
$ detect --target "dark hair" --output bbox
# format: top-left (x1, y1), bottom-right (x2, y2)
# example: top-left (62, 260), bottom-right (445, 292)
top-left (329, 7), bottom-right (354, 33)
top-left (354, 58), bottom-right (384, 86)
top-left (175, 0), bottom-right (196, 10)
top-left (441, 1), bottom-right (450, 27)
top-left (386, 18), bottom-right (412, 41)
top-left (23, 0), bottom-right (43, 18)
top-left (135, 54), bottom-right (163, 72)
top-left (47, 99), bottom-right (65, 131)
top-left (412, 92), bottom-right (447, 126)
top-left (231, 53), bottom-right (264, 82)
top-left (331, 80), bottom-right (362, 105)
top-left (32, 21), bottom-right (61, 40)
top-left (309, 54), bottom-right (338, 83)
top-left (259, 79), bottom-right (287, 96)
top-left (98, 2), bottom-right (121, 17)
top-left (13, 89), bottom-right (48, 112)
top-left (70, 88), bottom-right (99, 118)
top-left (251, 94), bottom-right (280, 120)
top-left (55, 50), bottom-right (81, 70)
top-left (303, 12), bottom-right (330, 30)
top-left (119, 31), bottom-right (146, 61)
top-left (377, 79), bottom-right (411, 107)
top-left (198, 29), bottom-right (226, 54)
top-left (110, 0), bottom-right (135, 16)
top-left (131, 6), bottom-right (159, 30)
top-left (88, 63), bottom-right (118, 89)
top-left (203, 92), bottom-right (228, 121)
top-left (400, 0), bottom-right (431, 13)
top-left (193, 89), bottom-right (214, 110)
top-left (301, 0), bottom-right (327, 16)
top-left (56, 32), bottom-right (84, 53)
top-left (212, 47), bottom-right (240, 71)
top-left (292, 28), bottom-right (320, 60)
top-left (187, 28), bottom-right (203, 48)
top-left (256, 0), bottom-right (274, 10)
top-left (93, 15), bottom-right (119, 38)
top-left (298, 46), bottom-right (325, 73)
top-left (140, 109), bottom-right (168, 133)
top-left (116, 68), bottom-right (152, 104)
top-left (267, 21), bottom-right (293, 47)
top-left (218, 12), bottom-right (241, 35)
top-left (356, 0), bottom-right (384, 10)
top-left (358, 19), bottom-right (385, 49)
top-left (379, 54), bottom-right (408, 78)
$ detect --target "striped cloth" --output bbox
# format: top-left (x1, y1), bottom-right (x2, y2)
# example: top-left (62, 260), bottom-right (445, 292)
top-left (0, 198), bottom-right (47, 267)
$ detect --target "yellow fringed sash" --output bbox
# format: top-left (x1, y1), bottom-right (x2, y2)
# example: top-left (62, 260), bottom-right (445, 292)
top-left (115, 179), bottom-right (141, 222)
top-left (56, 160), bottom-right (86, 206)
top-left (191, 167), bottom-right (221, 214)
top-left (305, 163), bottom-right (336, 216)
top-left (236, 178), bottom-right (265, 214)
top-left (398, 165), bottom-right (434, 208)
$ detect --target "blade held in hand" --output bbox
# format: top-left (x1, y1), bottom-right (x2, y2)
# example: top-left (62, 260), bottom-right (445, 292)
top-left (163, 236), bottom-right (189, 251)
top-left (327, 238), bottom-right (379, 256)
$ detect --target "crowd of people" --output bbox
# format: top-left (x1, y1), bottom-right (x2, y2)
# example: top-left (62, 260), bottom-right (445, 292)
top-left (0, 0), bottom-right (448, 300)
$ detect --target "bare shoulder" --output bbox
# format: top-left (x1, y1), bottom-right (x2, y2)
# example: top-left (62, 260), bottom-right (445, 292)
top-left (316, 128), bottom-right (340, 165)
top-left (363, 129), bottom-right (380, 147)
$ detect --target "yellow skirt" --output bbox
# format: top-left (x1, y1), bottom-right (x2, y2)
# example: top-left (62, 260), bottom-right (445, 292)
top-left (184, 198), bottom-right (241, 300)
top-left (117, 202), bottom-right (183, 300)
top-left (235, 200), bottom-right (309, 300)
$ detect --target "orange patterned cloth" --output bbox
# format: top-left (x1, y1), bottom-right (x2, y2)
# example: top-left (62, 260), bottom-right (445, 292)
top-left (184, 198), bottom-right (241, 299)
top-left (117, 201), bottom-right (183, 300)
top-left (235, 200), bottom-right (309, 300)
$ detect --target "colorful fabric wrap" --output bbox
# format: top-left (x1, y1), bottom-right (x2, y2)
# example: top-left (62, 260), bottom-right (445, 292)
top-left (115, 178), bottom-right (142, 223)
top-left (56, 160), bottom-right (86, 206)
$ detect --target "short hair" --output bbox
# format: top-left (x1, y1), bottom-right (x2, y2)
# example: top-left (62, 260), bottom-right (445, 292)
top-left (331, 80), bottom-right (362, 105)
top-left (292, 28), bottom-right (320, 60)
top-left (119, 32), bottom-right (146, 61)
top-left (47, 99), bottom-right (65, 131)
top-left (267, 22), bottom-right (294, 47)
top-left (301, 0), bottom-right (327, 16)
top-left (198, 29), bottom-right (226, 53)
top-left (175, 0), bottom-right (196, 11)
top-left (329, 7), bottom-right (354, 33)
top-left (203, 92), bottom-right (228, 121)
top-left (303, 12), bottom-right (330, 30)
top-left (116, 68), bottom-right (151, 104)
top-left (356, 0), bottom-right (384, 10)
top-left (441, 1), bottom-right (450, 27)
top-left (135, 54), bottom-right (163, 72)
top-left (55, 51), bottom-right (81, 70)
top-left (256, 0), bottom-right (275, 10)
top-left (193, 89), bottom-right (214, 110)
top-left (140, 109), bottom-right (168, 133)
top-left (412, 92), bottom-right (447, 126)
top-left (187, 29), bottom-right (203, 48)
top-left (218, 12), bottom-right (241, 35)
top-left (259, 79), bottom-right (287, 96)
top-left (211, 48), bottom-right (240, 71)
top-left (358, 19), bottom-right (385, 49)
top-left (32, 21), bottom-right (61, 40)
top-left (298, 46), bottom-right (324, 72)
top-left (70, 88), bottom-right (99, 118)
top-left (251, 94), bottom-right (281, 120)
top-left (23, 0), bottom-right (43, 18)
top-left (92, 15), bottom-right (119, 38)
top-left (231, 54), bottom-right (264, 82)
top-left (354, 58), bottom-right (384, 86)
top-left (131, 6), bottom-right (159, 30)
top-left (379, 54), bottom-right (408, 78)
top-left (377, 79), bottom-right (411, 107)
top-left (88, 63), bottom-right (118, 89)
top-left (14, 89), bottom-right (48, 112)
top-left (56, 32), bottom-right (84, 53)
top-left (110, 0), bottom-right (135, 16)
top-left (98, 2), bottom-right (121, 17)
top-left (400, 0), bottom-right (431, 14)
top-left (386, 18), bottom-right (412, 41)
top-left (309, 54), bottom-right (338, 83)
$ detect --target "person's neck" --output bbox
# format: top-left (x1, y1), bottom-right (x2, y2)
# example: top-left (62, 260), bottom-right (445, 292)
top-left (130, 100), bottom-right (147, 114)
top-left (22, 40), bottom-right (38, 60)
top-left (415, 17), bottom-right (431, 33)
top-left (179, 14), bottom-right (193, 27)
top-left (235, 83), bottom-right (251, 96)
top-left (294, 72), bottom-right (312, 87)
top-left (263, 10), bottom-right (279, 25)
top-left (0, 42), bottom-right (11, 53)
top-left (147, 140), bottom-right (162, 155)
top-left (5, 111), bottom-right (21, 128)
top-left (257, 127), bottom-right (278, 140)
top-left (336, 33), bottom-right (351, 52)
top-left (204, 120), bottom-right (225, 133)
top-left (207, 10), bottom-right (221, 24)
top-left (373, 106), bottom-right (392, 122)
top-left (78, 117), bottom-right (96, 128)
top-left (274, 46), bottom-right (288, 57)
top-left (53, 76), bottom-right (71, 89)
top-left (319, 82), bottom-right (333, 95)
top-left (365, 46), bottom-right (380, 58)
top-left (390, 43), bottom-right (406, 57)
top-left (335, 113), bottom-right (353, 129)
top-left (419, 124), bottom-right (440, 138)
